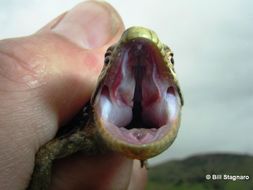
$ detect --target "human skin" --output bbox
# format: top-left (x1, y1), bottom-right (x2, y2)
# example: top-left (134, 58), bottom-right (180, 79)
top-left (0, 1), bottom-right (147, 190)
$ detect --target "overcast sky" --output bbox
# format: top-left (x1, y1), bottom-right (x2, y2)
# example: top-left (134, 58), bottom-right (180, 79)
top-left (0, 0), bottom-right (252, 165)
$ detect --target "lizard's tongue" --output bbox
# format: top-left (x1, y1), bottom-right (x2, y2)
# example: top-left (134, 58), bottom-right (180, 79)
top-left (94, 38), bottom-right (180, 144)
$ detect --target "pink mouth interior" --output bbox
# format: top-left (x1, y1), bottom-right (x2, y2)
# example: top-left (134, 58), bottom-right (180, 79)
top-left (94, 38), bottom-right (180, 145)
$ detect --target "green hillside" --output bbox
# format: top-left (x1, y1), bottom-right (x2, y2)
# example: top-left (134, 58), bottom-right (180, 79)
top-left (147, 153), bottom-right (253, 190)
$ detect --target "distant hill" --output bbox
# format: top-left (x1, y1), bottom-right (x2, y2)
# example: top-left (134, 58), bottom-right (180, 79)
top-left (147, 153), bottom-right (253, 190)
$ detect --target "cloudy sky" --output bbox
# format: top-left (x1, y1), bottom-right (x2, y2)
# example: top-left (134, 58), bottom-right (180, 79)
top-left (0, 0), bottom-right (252, 165)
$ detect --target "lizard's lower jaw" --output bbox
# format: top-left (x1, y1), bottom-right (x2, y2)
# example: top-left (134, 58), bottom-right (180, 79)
top-left (93, 38), bottom-right (181, 159)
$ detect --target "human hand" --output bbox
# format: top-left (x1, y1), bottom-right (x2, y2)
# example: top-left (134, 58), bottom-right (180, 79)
top-left (0, 1), bottom-right (147, 189)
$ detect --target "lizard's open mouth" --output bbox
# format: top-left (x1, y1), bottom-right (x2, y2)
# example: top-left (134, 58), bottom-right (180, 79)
top-left (94, 38), bottom-right (181, 146)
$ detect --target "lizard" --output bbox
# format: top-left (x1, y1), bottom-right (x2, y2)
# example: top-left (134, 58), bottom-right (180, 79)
top-left (27, 26), bottom-right (184, 190)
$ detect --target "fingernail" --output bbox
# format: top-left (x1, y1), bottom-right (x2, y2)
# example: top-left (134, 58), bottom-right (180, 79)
top-left (52, 1), bottom-right (121, 49)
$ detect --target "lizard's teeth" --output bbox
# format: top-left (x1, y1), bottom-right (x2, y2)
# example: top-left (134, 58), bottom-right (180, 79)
top-left (128, 128), bottom-right (157, 142)
top-left (118, 126), bottom-right (170, 144)
top-left (100, 119), bottom-right (171, 145)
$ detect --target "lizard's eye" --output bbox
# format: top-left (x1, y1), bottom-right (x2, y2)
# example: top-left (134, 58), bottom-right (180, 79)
top-left (168, 52), bottom-right (174, 65)
top-left (104, 55), bottom-right (110, 65)
top-left (104, 50), bottom-right (112, 65)
top-left (104, 45), bottom-right (115, 65)
top-left (170, 57), bottom-right (174, 65)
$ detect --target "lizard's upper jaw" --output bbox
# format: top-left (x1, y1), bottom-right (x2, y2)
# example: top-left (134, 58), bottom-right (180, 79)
top-left (94, 37), bottom-right (181, 147)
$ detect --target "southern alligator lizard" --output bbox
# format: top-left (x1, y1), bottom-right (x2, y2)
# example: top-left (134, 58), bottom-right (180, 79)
top-left (27, 26), bottom-right (184, 190)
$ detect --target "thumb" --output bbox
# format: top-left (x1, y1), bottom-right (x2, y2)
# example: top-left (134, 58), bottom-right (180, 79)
top-left (35, 0), bottom-right (124, 125)
top-left (0, 1), bottom-right (124, 189)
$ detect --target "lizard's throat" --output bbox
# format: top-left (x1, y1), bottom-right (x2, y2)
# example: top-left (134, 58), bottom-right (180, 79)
top-left (94, 38), bottom-right (181, 145)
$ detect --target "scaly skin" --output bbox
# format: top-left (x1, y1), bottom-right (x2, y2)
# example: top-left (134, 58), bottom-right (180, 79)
top-left (27, 26), bottom-right (184, 190)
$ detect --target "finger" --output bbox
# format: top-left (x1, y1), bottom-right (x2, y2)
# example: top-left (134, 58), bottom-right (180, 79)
top-left (128, 160), bottom-right (147, 190)
top-left (39, 1), bottom-right (124, 50)
top-left (50, 153), bottom-right (147, 190)
top-left (0, 1), bottom-right (124, 189)
top-left (50, 152), bottom-right (134, 190)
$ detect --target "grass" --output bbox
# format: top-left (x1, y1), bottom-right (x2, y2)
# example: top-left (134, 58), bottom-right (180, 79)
top-left (147, 153), bottom-right (253, 190)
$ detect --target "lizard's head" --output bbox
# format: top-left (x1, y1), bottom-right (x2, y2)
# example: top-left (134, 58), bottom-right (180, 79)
top-left (92, 26), bottom-right (183, 160)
